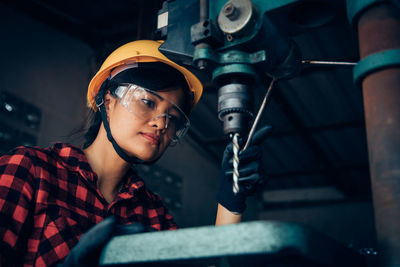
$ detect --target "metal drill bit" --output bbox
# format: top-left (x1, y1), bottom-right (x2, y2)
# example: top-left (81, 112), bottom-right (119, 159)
top-left (232, 133), bottom-right (240, 194)
top-left (301, 60), bottom-right (357, 66)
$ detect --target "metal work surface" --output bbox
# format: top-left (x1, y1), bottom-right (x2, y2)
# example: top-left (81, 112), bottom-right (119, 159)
top-left (99, 221), bottom-right (365, 266)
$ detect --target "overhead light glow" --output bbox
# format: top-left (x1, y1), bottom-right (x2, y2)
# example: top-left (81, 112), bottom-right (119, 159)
top-left (4, 103), bottom-right (13, 112)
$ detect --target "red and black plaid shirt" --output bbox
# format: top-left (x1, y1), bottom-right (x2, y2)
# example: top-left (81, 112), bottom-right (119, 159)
top-left (0, 143), bottom-right (177, 266)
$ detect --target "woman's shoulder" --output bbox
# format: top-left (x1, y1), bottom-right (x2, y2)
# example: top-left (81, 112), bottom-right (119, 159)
top-left (129, 174), bottom-right (162, 203)
top-left (0, 145), bottom-right (45, 165)
top-left (140, 184), bottom-right (169, 208)
top-left (0, 145), bottom-right (45, 182)
top-left (0, 142), bottom-right (84, 168)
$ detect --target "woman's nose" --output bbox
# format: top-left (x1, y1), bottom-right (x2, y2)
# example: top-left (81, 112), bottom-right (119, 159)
top-left (150, 114), bottom-right (168, 130)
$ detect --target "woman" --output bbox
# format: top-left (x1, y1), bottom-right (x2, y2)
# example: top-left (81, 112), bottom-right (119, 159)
top-left (0, 40), bottom-right (269, 266)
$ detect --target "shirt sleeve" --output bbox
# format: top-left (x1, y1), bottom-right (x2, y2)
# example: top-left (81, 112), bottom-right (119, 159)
top-left (0, 147), bottom-right (36, 256)
top-left (163, 206), bottom-right (178, 230)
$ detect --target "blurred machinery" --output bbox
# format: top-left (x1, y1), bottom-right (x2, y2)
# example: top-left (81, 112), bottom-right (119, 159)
top-left (0, 91), bottom-right (41, 154)
top-left (98, 0), bottom-right (400, 266)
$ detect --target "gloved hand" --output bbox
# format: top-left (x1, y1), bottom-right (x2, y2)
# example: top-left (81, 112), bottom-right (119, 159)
top-left (58, 216), bottom-right (116, 267)
top-left (217, 125), bottom-right (272, 214)
top-left (58, 217), bottom-right (150, 267)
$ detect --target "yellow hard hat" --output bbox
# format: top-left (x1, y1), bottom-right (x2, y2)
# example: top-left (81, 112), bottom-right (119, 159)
top-left (87, 40), bottom-right (203, 111)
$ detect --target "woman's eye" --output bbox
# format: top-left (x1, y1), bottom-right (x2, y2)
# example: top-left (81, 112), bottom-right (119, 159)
top-left (169, 115), bottom-right (177, 122)
top-left (168, 114), bottom-right (181, 124)
top-left (141, 99), bottom-right (156, 109)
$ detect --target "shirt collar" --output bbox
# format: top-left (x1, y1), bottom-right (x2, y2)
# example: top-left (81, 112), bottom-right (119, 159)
top-left (51, 143), bottom-right (92, 174)
top-left (51, 143), bottom-right (145, 195)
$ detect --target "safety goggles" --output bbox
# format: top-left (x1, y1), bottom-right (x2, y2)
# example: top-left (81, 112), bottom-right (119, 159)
top-left (113, 83), bottom-right (190, 143)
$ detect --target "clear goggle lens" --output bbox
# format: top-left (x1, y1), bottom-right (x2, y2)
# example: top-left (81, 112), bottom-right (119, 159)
top-left (114, 83), bottom-right (190, 142)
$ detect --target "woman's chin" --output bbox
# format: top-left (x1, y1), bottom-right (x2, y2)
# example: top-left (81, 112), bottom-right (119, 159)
top-left (137, 154), bottom-right (156, 162)
top-left (123, 141), bottom-right (167, 162)
top-left (132, 149), bottom-right (160, 162)
top-left (137, 149), bottom-right (167, 163)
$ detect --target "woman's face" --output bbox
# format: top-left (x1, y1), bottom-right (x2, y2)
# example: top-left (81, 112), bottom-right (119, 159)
top-left (105, 86), bottom-right (186, 162)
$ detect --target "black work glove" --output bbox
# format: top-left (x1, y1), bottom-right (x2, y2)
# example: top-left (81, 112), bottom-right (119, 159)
top-left (217, 126), bottom-right (272, 214)
top-left (58, 217), bottom-right (116, 267)
top-left (58, 217), bottom-right (150, 267)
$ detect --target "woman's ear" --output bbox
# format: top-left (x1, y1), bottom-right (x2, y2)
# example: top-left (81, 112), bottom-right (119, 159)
top-left (104, 91), bottom-right (117, 120)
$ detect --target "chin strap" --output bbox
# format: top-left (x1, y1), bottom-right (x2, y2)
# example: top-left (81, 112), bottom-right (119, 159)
top-left (95, 80), bottom-right (144, 164)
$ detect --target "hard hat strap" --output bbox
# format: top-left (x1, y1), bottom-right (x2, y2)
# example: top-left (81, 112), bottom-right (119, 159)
top-left (96, 80), bottom-right (143, 164)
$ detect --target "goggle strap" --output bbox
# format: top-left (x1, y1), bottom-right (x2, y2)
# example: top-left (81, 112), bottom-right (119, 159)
top-left (97, 80), bottom-right (143, 164)
top-left (99, 105), bottom-right (138, 164)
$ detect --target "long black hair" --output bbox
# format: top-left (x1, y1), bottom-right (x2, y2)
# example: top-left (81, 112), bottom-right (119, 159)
top-left (79, 62), bottom-right (193, 149)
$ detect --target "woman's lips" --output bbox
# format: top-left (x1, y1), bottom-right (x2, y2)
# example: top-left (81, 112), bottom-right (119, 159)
top-left (141, 133), bottom-right (160, 145)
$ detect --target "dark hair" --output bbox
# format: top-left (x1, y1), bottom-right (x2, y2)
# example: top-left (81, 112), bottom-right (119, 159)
top-left (81, 110), bottom-right (101, 149)
top-left (79, 62), bottom-right (193, 149)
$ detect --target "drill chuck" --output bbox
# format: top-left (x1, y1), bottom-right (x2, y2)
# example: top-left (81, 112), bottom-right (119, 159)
top-left (218, 83), bottom-right (254, 136)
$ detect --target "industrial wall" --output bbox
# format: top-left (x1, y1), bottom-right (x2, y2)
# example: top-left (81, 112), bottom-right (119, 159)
top-left (0, 3), bottom-right (92, 148)
top-left (260, 201), bottom-right (376, 250)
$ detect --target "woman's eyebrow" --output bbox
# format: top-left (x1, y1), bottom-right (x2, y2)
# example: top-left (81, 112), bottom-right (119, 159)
top-left (167, 106), bottom-right (181, 116)
top-left (150, 91), bottom-right (163, 101)
top-left (149, 91), bottom-right (183, 113)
